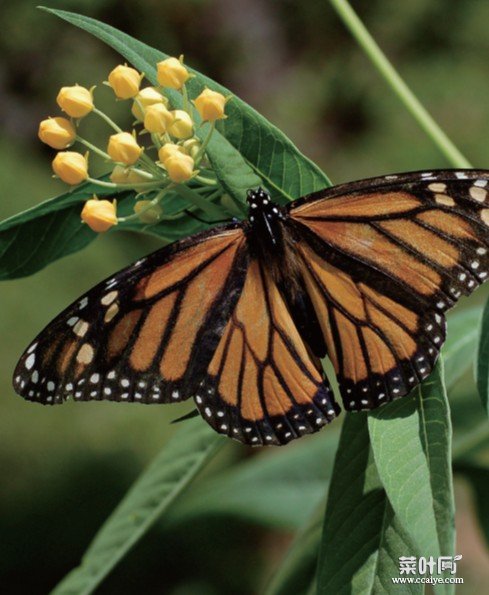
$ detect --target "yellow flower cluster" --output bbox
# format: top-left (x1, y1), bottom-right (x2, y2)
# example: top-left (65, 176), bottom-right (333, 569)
top-left (38, 56), bottom-right (230, 232)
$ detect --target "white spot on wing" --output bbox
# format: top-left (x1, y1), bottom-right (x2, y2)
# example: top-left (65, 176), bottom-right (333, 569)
top-left (470, 186), bottom-right (487, 202)
top-left (428, 182), bottom-right (447, 193)
top-left (101, 291), bottom-right (118, 306)
top-left (77, 343), bottom-right (94, 364)
top-left (73, 320), bottom-right (89, 338)
top-left (104, 303), bottom-right (119, 323)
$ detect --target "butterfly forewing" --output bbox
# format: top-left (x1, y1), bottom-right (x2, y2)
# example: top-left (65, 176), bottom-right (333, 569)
top-left (13, 225), bottom-right (248, 405)
top-left (288, 170), bottom-right (489, 410)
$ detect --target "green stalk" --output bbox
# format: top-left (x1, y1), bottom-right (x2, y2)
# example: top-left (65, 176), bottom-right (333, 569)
top-left (76, 136), bottom-right (111, 161)
top-left (182, 84), bottom-right (190, 113)
top-left (138, 151), bottom-right (163, 176)
top-left (174, 183), bottom-right (228, 220)
top-left (130, 168), bottom-right (155, 180)
top-left (193, 122), bottom-right (215, 167)
top-left (92, 107), bottom-right (123, 133)
top-left (194, 175), bottom-right (218, 186)
top-left (117, 187), bottom-right (169, 223)
top-left (329, 0), bottom-right (472, 169)
top-left (87, 177), bottom-right (164, 190)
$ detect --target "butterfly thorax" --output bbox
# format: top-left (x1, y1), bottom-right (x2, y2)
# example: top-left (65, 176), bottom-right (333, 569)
top-left (246, 188), bottom-right (287, 249)
top-left (246, 187), bottom-right (302, 290)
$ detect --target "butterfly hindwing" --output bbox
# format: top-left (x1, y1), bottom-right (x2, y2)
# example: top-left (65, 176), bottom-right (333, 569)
top-left (288, 170), bottom-right (489, 410)
top-left (13, 225), bottom-right (248, 405)
top-left (193, 258), bottom-right (340, 446)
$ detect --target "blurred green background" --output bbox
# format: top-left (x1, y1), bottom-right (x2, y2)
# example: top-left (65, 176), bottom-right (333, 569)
top-left (2, 0), bottom-right (489, 593)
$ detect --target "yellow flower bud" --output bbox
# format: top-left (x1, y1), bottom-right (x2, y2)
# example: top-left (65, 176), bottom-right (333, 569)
top-left (38, 117), bottom-right (76, 149)
top-left (107, 132), bottom-right (142, 165)
top-left (52, 151), bottom-right (88, 185)
top-left (182, 138), bottom-right (201, 159)
top-left (144, 103), bottom-right (174, 134)
top-left (109, 165), bottom-right (151, 190)
top-left (109, 164), bottom-right (131, 184)
top-left (134, 200), bottom-right (163, 224)
top-left (156, 56), bottom-right (190, 90)
top-left (126, 169), bottom-right (148, 185)
top-left (56, 85), bottom-right (94, 118)
top-left (108, 65), bottom-right (143, 99)
top-left (164, 153), bottom-right (194, 183)
top-left (168, 110), bottom-right (193, 139)
top-left (81, 198), bottom-right (117, 232)
top-left (158, 143), bottom-right (186, 164)
top-left (131, 87), bottom-right (167, 121)
top-left (193, 88), bottom-right (228, 122)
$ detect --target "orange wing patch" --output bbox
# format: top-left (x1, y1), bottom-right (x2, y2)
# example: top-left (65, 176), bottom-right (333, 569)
top-left (299, 219), bottom-right (442, 296)
top-left (293, 191), bottom-right (422, 218)
top-left (376, 220), bottom-right (460, 268)
top-left (134, 230), bottom-right (241, 300)
top-left (194, 259), bottom-right (339, 446)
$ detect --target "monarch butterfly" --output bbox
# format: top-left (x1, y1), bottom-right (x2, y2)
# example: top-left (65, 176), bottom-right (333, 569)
top-left (13, 169), bottom-right (489, 445)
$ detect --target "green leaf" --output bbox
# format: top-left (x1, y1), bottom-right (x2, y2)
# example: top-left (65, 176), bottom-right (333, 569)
top-left (317, 414), bottom-right (421, 594)
top-left (444, 306), bottom-right (482, 389)
top-left (0, 178), bottom-right (117, 280)
top-left (477, 296), bottom-right (489, 416)
top-left (368, 361), bottom-right (455, 593)
top-left (0, 202), bottom-right (94, 281)
top-left (166, 430), bottom-right (339, 530)
top-left (51, 418), bottom-right (224, 595)
top-left (40, 7), bottom-right (331, 202)
top-left (204, 126), bottom-right (262, 207)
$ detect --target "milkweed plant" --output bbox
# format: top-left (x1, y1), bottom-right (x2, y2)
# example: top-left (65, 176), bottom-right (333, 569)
top-left (4, 3), bottom-right (489, 594)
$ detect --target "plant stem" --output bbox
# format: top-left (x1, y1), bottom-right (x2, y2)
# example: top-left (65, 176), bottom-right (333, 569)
top-left (151, 132), bottom-right (163, 150)
top-left (118, 187), bottom-right (171, 223)
top-left (138, 151), bottom-right (162, 176)
top-left (87, 177), bottom-right (163, 190)
top-left (182, 84), bottom-right (190, 113)
top-left (194, 121), bottom-right (215, 167)
top-left (130, 168), bottom-right (155, 180)
top-left (194, 175), bottom-right (218, 186)
top-left (133, 97), bottom-right (145, 120)
top-left (174, 183), bottom-right (227, 219)
top-left (76, 136), bottom-right (111, 161)
top-left (92, 107), bottom-right (123, 133)
top-left (329, 0), bottom-right (472, 169)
